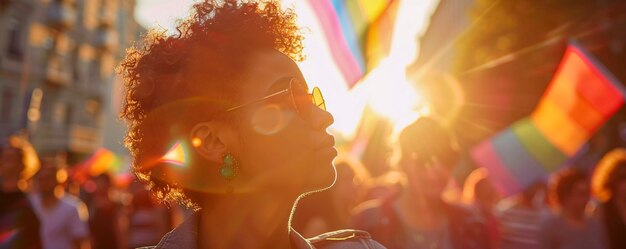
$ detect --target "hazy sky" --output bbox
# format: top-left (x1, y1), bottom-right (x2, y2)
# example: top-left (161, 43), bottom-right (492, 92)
top-left (135, 0), bottom-right (195, 30)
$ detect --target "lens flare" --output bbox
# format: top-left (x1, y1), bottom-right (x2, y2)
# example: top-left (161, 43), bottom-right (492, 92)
top-left (160, 142), bottom-right (186, 167)
top-left (251, 104), bottom-right (292, 135)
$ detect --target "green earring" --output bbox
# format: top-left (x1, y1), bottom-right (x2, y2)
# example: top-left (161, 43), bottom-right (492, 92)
top-left (219, 153), bottom-right (238, 181)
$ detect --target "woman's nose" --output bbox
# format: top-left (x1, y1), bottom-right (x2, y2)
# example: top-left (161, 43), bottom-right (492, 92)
top-left (309, 104), bottom-right (334, 131)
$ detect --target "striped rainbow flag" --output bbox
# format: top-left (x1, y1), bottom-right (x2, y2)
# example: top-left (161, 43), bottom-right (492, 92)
top-left (471, 41), bottom-right (626, 196)
top-left (307, 0), bottom-right (399, 87)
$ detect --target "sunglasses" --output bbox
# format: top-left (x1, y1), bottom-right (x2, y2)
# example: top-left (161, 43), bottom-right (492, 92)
top-left (225, 78), bottom-right (326, 116)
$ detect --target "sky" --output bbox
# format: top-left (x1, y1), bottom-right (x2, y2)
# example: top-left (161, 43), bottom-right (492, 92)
top-left (134, 0), bottom-right (439, 138)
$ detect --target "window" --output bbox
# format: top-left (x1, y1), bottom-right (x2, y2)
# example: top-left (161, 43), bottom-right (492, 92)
top-left (89, 59), bottom-right (101, 84)
top-left (1, 88), bottom-right (14, 122)
top-left (72, 49), bottom-right (81, 82)
top-left (65, 104), bottom-right (72, 125)
top-left (52, 102), bottom-right (68, 125)
top-left (84, 99), bottom-right (101, 125)
top-left (7, 18), bottom-right (23, 61)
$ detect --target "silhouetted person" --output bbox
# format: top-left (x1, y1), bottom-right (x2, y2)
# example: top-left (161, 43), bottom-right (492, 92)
top-left (350, 117), bottom-right (490, 249)
top-left (0, 135), bottom-right (42, 249)
top-left (87, 173), bottom-right (121, 249)
top-left (539, 168), bottom-right (607, 249)
top-left (462, 168), bottom-right (501, 248)
top-left (31, 157), bottom-right (90, 249)
top-left (125, 180), bottom-right (170, 249)
top-left (496, 181), bottom-right (550, 249)
top-left (591, 148), bottom-right (626, 249)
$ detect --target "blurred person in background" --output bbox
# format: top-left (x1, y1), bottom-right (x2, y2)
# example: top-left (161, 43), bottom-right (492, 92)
top-left (88, 173), bottom-right (122, 249)
top-left (350, 117), bottom-right (490, 249)
top-left (125, 180), bottom-right (170, 248)
top-left (0, 135), bottom-right (42, 249)
top-left (362, 170), bottom-right (405, 203)
top-left (496, 181), bottom-right (550, 249)
top-left (31, 156), bottom-right (90, 249)
top-left (292, 156), bottom-right (370, 237)
top-left (117, 0), bottom-right (385, 248)
top-left (591, 148), bottom-right (626, 249)
top-left (462, 168), bottom-right (501, 248)
top-left (539, 168), bottom-right (607, 249)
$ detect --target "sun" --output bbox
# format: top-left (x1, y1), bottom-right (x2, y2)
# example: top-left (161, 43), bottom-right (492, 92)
top-left (134, 0), bottom-right (439, 140)
top-left (365, 59), bottom-right (426, 119)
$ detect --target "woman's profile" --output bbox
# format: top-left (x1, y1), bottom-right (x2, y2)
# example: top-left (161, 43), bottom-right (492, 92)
top-left (118, 0), bottom-right (385, 248)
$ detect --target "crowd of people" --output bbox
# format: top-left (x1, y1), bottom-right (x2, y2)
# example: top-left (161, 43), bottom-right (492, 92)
top-left (2, 115), bottom-right (625, 249)
top-left (0, 135), bottom-right (185, 249)
top-left (291, 117), bottom-right (626, 249)
top-left (2, 0), bottom-right (626, 249)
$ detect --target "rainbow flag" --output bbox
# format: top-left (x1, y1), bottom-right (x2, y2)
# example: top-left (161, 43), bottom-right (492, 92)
top-left (471, 42), bottom-right (626, 196)
top-left (307, 0), bottom-right (399, 87)
top-left (73, 148), bottom-right (122, 183)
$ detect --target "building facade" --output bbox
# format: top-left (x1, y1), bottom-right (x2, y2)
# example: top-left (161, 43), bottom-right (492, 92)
top-left (0, 0), bottom-right (143, 163)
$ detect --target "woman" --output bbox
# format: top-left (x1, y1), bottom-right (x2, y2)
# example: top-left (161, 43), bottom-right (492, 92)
top-left (539, 168), bottom-right (607, 249)
top-left (88, 173), bottom-right (121, 249)
top-left (350, 117), bottom-right (490, 249)
top-left (118, 1), bottom-right (384, 248)
top-left (462, 168), bottom-right (501, 249)
top-left (592, 148), bottom-right (626, 249)
top-left (0, 135), bottom-right (42, 249)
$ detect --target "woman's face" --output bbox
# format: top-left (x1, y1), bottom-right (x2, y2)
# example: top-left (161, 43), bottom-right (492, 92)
top-left (217, 50), bottom-right (336, 194)
top-left (562, 180), bottom-right (590, 214)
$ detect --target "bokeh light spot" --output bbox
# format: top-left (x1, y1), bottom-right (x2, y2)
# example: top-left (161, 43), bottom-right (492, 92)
top-left (191, 137), bottom-right (202, 147)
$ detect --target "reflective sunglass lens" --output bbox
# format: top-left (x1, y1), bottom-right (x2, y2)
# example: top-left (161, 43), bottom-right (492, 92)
top-left (312, 87), bottom-right (325, 111)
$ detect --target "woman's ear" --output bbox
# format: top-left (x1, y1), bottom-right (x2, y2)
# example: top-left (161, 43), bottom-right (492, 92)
top-left (190, 122), bottom-right (226, 163)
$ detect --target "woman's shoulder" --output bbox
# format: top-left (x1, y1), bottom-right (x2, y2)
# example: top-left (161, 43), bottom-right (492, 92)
top-left (306, 229), bottom-right (386, 249)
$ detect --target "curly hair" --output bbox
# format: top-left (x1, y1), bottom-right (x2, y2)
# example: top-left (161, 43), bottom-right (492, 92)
top-left (592, 148), bottom-right (626, 202)
top-left (117, 0), bottom-right (304, 209)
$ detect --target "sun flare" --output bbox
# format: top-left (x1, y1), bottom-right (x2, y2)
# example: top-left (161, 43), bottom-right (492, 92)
top-left (135, 0), bottom-right (438, 140)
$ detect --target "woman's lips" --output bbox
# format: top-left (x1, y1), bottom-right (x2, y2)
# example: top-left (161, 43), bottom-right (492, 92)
top-left (314, 136), bottom-right (337, 157)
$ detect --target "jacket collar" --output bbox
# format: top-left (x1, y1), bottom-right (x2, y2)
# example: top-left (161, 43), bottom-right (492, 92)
top-left (289, 227), bottom-right (314, 249)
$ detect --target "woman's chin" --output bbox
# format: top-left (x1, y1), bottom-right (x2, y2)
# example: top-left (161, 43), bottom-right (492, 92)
top-left (301, 164), bottom-right (336, 194)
